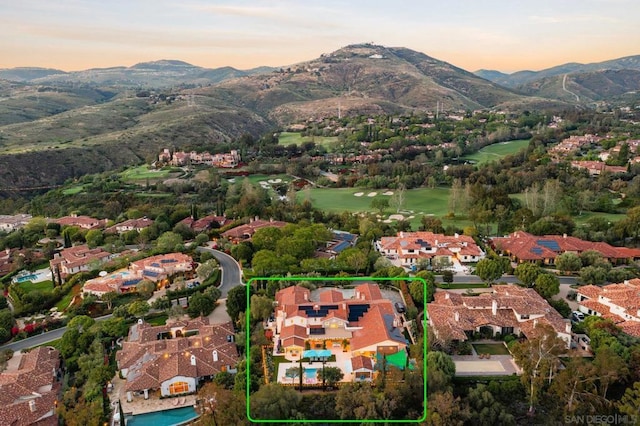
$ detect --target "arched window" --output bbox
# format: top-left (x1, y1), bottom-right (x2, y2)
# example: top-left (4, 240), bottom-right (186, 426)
top-left (169, 381), bottom-right (189, 395)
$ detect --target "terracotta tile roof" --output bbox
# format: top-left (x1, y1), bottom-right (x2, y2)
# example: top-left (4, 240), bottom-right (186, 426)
top-left (492, 231), bottom-right (636, 262)
top-left (276, 286), bottom-right (310, 306)
top-left (55, 215), bottom-right (106, 229)
top-left (619, 321), bottom-right (640, 337)
top-left (319, 289), bottom-right (344, 303)
top-left (0, 346), bottom-right (60, 426)
top-left (118, 319), bottom-right (238, 392)
top-left (354, 283), bottom-right (383, 301)
top-left (221, 219), bottom-right (288, 240)
top-left (428, 285), bottom-right (569, 341)
top-left (351, 355), bottom-right (374, 371)
top-left (378, 231), bottom-right (483, 262)
top-left (350, 305), bottom-right (407, 351)
top-left (577, 285), bottom-right (602, 299)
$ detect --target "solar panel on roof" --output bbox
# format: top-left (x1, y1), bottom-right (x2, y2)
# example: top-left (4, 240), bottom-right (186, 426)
top-left (530, 247), bottom-right (543, 255)
top-left (348, 304), bottom-right (370, 322)
top-left (537, 240), bottom-right (561, 251)
top-left (333, 241), bottom-right (350, 253)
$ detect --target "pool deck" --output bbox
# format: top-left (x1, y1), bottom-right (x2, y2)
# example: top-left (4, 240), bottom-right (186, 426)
top-left (110, 374), bottom-right (197, 416)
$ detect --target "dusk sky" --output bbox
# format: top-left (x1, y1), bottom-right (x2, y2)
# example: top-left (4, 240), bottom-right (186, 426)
top-left (2, 0), bottom-right (639, 73)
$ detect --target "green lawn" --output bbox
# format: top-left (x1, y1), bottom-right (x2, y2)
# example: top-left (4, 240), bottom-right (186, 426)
top-left (120, 165), bottom-right (176, 181)
top-left (472, 343), bottom-right (511, 355)
top-left (55, 283), bottom-right (81, 311)
top-left (16, 280), bottom-right (54, 294)
top-left (278, 132), bottom-right (339, 149)
top-left (62, 184), bottom-right (86, 195)
top-left (463, 139), bottom-right (530, 165)
top-left (146, 314), bottom-right (168, 326)
top-left (296, 186), bottom-right (471, 229)
top-left (573, 211), bottom-right (626, 225)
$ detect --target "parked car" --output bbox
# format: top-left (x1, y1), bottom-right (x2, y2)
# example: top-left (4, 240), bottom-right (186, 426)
top-left (571, 311), bottom-right (585, 322)
top-left (394, 302), bottom-right (406, 313)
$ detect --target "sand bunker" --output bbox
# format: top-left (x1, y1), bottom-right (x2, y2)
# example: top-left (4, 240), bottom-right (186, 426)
top-left (268, 178), bottom-right (283, 183)
top-left (383, 191), bottom-right (394, 196)
top-left (389, 214), bottom-right (405, 221)
top-left (382, 219), bottom-right (392, 223)
top-left (353, 192), bottom-right (364, 197)
top-left (367, 192), bottom-right (377, 197)
top-left (227, 178), bottom-right (236, 183)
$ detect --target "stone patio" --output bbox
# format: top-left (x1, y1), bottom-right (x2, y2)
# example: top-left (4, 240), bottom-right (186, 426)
top-left (110, 374), bottom-right (197, 416)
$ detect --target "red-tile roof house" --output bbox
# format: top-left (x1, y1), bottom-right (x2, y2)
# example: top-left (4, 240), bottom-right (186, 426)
top-left (55, 215), bottom-right (107, 230)
top-left (179, 215), bottom-right (229, 233)
top-left (221, 218), bottom-right (288, 243)
top-left (576, 279), bottom-right (640, 336)
top-left (105, 217), bottom-right (154, 234)
top-left (491, 231), bottom-right (640, 265)
top-left (83, 252), bottom-right (194, 296)
top-left (428, 285), bottom-right (572, 348)
top-left (116, 318), bottom-right (238, 402)
top-left (376, 231), bottom-right (484, 268)
top-left (50, 244), bottom-right (114, 282)
top-left (273, 283), bottom-right (408, 366)
top-left (0, 346), bottom-right (61, 426)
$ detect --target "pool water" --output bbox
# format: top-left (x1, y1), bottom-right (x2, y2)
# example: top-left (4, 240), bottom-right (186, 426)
top-left (126, 406), bottom-right (199, 426)
top-left (305, 368), bottom-right (317, 379)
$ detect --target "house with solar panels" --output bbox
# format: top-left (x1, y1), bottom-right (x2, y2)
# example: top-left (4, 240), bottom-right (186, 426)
top-left (315, 230), bottom-right (358, 259)
top-left (272, 283), bottom-right (408, 378)
top-left (83, 252), bottom-right (194, 296)
top-left (491, 231), bottom-right (640, 265)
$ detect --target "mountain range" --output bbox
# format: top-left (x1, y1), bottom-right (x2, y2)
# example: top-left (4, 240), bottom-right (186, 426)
top-left (0, 43), bottom-right (638, 191)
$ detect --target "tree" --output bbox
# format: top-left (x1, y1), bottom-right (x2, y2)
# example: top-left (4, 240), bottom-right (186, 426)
top-left (136, 279), bottom-right (156, 298)
top-left (198, 382), bottom-right (249, 426)
top-left (466, 384), bottom-right (516, 426)
top-left (196, 259), bottom-right (219, 281)
top-left (284, 366), bottom-right (301, 384)
top-left (474, 258), bottom-right (504, 284)
top-left (408, 280), bottom-right (424, 305)
top-left (84, 229), bottom-right (103, 249)
top-left (554, 252), bottom-right (582, 274)
top-left (155, 231), bottom-right (183, 253)
top-left (250, 294), bottom-right (273, 322)
top-left (250, 383), bottom-right (302, 420)
top-left (187, 291), bottom-right (215, 318)
top-left (420, 216), bottom-right (445, 233)
top-left (618, 381), bottom-right (640, 419)
top-left (370, 197), bottom-right (389, 215)
top-left (338, 248), bottom-right (367, 274)
top-left (318, 366), bottom-right (344, 387)
top-left (533, 273), bottom-right (560, 299)
top-left (101, 291), bottom-right (118, 310)
top-left (226, 285), bottom-right (248, 322)
top-left (442, 270), bottom-right (454, 285)
top-left (428, 391), bottom-right (471, 426)
top-left (390, 183), bottom-right (406, 213)
top-left (127, 300), bottom-right (150, 318)
top-left (511, 324), bottom-right (566, 414)
top-left (579, 265), bottom-right (609, 285)
top-left (252, 227), bottom-right (283, 252)
top-left (514, 262), bottom-right (541, 287)
top-left (550, 357), bottom-right (602, 415)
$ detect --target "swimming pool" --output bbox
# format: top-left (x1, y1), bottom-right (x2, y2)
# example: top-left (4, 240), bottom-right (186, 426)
top-left (305, 368), bottom-right (317, 379)
top-left (125, 406), bottom-right (199, 426)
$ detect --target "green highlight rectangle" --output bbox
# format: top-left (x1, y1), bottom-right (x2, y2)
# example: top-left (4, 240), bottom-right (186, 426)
top-left (246, 276), bottom-right (428, 423)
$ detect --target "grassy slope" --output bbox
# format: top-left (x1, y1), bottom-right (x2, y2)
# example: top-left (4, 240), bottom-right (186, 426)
top-left (463, 139), bottom-right (530, 165)
top-left (278, 132), bottom-right (339, 149)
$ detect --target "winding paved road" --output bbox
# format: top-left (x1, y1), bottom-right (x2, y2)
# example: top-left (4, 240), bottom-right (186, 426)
top-left (196, 245), bottom-right (244, 297)
top-left (1, 314), bottom-right (113, 352)
top-left (2, 246), bottom-right (245, 352)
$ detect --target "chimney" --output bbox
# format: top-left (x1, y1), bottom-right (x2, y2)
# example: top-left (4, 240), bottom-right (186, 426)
top-left (565, 322), bottom-right (572, 333)
top-left (454, 233), bottom-right (459, 238)
top-left (492, 299), bottom-right (497, 316)
top-left (29, 400), bottom-right (36, 413)
top-left (445, 293), bottom-right (450, 300)
top-left (563, 233), bottom-right (567, 239)
top-left (625, 280), bottom-right (630, 285)
top-left (454, 311), bottom-right (459, 322)
top-left (190, 355), bottom-right (196, 366)
top-left (212, 350), bottom-right (219, 362)
top-left (533, 319), bottom-right (538, 328)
